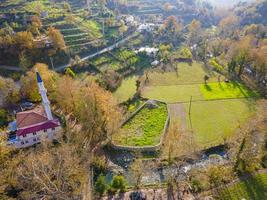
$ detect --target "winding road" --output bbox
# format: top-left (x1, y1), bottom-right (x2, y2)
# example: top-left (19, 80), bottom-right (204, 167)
top-left (0, 30), bottom-right (139, 72)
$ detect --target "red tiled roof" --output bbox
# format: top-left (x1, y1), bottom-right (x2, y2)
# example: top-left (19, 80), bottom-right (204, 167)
top-left (17, 119), bottom-right (60, 136)
top-left (16, 107), bottom-right (47, 129)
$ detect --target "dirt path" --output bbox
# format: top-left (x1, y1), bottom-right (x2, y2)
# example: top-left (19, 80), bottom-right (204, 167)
top-left (168, 103), bottom-right (187, 132)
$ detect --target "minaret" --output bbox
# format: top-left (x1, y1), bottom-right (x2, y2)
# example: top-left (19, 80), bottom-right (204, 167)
top-left (36, 72), bottom-right (53, 120)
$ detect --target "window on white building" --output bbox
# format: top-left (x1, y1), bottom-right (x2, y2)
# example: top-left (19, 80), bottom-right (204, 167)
top-left (44, 129), bottom-right (47, 132)
top-left (21, 141), bottom-right (24, 145)
top-left (33, 138), bottom-right (37, 142)
top-left (33, 132), bottom-right (37, 135)
top-left (52, 128), bottom-right (55, 131)
top-left (25, 140), bottom-right (28, 143)
top-left (23, 135), bottom-right (26, 137)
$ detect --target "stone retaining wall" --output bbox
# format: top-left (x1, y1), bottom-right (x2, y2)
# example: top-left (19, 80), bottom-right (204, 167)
top-left (110, 100), bottom-right (170, 152)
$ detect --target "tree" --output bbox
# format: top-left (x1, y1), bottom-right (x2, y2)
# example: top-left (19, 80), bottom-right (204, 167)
top-left (129, 158), bottom-right (143, 189)
top-left (111, 175), bottom-right (127, 193)
top-left (159, 44), bottom-right (171, 63)
top-left (20, 63), bottom-right (58, 102)
top-left (0, 109), bottom-right (7, 127)
top-left (0, 76), bottom-right (20, 106)
top-left (219, 14), bottom-right (240, 37)
top-left (95, 174), bottom-right (108, 196)
top-left (55, 76), bottom-right (122, 150)
top-left (47, 27), bottom-right (66, 52)
top-left (15, 144), bottom-right (87, 199)
top-left (14, 31), bottom-right (34, 50)
top-left (188, 19), bottom-right (202, 45)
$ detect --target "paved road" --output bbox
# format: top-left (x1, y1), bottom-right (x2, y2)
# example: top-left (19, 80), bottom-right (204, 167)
top-left (0, 31), bottom-right (138, 72)
top-left (55, 31), bottom-right (138, 71)
top-left (0, 65), bottom-right (23, 71)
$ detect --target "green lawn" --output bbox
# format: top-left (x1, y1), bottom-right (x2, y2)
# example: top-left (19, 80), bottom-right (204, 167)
top-left (200, 82), bottom-right (259, 100)
top-left (142, 84), bottom-right (203, 103)
top-left (183, 99), bottom-right (256, 148)
top-left (113, 102), bottom-right (168, 146)
top-left (113, 76), bottom-right (137, 103)
top-left (217, 173), bottom-right (267, 200)
top-left (144, 62), bottom-right (219, 86)
top-left (142, 82), bottom-right (258, 103)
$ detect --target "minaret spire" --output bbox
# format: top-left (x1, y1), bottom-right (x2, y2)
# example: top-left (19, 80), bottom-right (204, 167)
top-left (36, 72), bottom-right (53, 120)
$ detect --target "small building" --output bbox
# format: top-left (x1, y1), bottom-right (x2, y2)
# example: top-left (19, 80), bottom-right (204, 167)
top-left (135, 47), bottom-right (159, 57)
top-left (33, 35), bottom-right (53, 49)
top-left (137, 23), bottom-right (155, 32)
top-left (8, 72), bottom-right (61, 148)
top-left (151, 60), bottom-right (160, 67)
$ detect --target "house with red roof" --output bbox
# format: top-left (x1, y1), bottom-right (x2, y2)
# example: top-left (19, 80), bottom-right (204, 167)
top-left (8, 72), bottom-right (61, 148)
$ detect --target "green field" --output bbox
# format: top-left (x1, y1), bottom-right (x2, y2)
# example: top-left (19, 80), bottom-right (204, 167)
top-left (217, 173), bottom-right (267, 200)
top-left (183, 99), bottom-right (256, 148)
top-left (142, 82), bottom-right (257, 103)
top-left (113, 76), bottom-right (137, 103)
top-left (143, 62), bottom-right (219, 86)
top-left (142, 84), bottom-right (203, 103)
top-left (200, 82), bottom-right (259, 100)
top-left (113, 102), bottom-right (168, 146)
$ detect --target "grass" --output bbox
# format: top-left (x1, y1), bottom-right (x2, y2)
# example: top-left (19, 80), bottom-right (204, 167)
top-left (113, 102), bottom-right (168, 146)
top-left (142, 84), bottom-right (203, 103)
top-left (217, 173), bottom-right (267, 200)
top-left (142, 82), bottom-right (258, 103)
top-left (200, 82), bottom-right (259, 100)
top-left (183, 99), bottom-right (256, 148)
top-left (113, 76), bottom-right (137, 103)
top-left (144, 62), bottom-right (219, 86)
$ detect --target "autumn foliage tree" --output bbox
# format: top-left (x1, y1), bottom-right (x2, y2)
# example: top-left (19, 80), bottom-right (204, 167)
top-left (0, 76), bottom-right (20, 106)
top-left (55, 76), bottom-right (122, 150)
top-left (20, 63), bottom-right (58, 102)
top-left (47, 27), bottom-right (66, 53)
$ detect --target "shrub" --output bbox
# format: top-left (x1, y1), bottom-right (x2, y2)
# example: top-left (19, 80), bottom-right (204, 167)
top-left (262, 153), bottom-right (267, 168)
top-left (111, 175), bottom-right (127, 193)
top-left (0, 109), bottom-right (8, 127)
top-left (95, 174), bottom-right (108, 196)
top-left (191, 178), bottom-right (205, 192)
top-left (178, 47), bottom-right (192, 59)
top-left (210, 58), bottom-right (224, 72)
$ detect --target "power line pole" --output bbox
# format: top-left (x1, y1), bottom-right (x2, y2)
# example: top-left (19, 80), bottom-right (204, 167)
top-left (189, 96), bottom-right (192, 116)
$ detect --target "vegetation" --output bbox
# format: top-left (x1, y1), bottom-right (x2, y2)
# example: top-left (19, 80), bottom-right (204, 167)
top-left (113, 102), bottom-right (168, 146)
top-left (217, 173), bottom-right (267, 200)
top-left (113, 76), bottom-right (137, 103)
top-left (200, 82), bottom-right (259, 100)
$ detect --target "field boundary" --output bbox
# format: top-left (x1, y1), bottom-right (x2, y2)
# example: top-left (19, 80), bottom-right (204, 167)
top-left (110, 100), bottom-right (170, 152)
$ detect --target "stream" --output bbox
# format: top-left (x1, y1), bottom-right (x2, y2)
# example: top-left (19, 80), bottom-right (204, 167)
top-left (104, 145), bottom-right (230, 186)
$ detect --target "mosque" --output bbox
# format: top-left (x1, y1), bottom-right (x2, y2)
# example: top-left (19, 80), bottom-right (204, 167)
top-left (8, 72), bottom-right (61, 148)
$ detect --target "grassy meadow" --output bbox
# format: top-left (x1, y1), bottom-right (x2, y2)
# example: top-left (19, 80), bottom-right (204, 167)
top-left (217, 173), bottom-right (267, 200)
top-left (113, 103), bottom-right (168, 146)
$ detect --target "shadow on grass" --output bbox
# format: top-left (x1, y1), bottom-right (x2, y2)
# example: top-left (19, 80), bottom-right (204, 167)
top-left (217, 173), bottom-right (267, 200)
top-left (204, 84), bottom-right (212, 91)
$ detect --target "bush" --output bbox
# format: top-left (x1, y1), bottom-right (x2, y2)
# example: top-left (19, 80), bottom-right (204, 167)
top-left (111, 175), bottom-right (127, 193)
top-left (210, 58), bottom-right (224, 72)
top-left (95, 174), bottom-right (108, 196)
top-left (0, 109), bottom-right (8, 127)
top-left (191, 178), bottom-right (205, 192)
top-left (178, 47), bottom-right (192, 59)
top-left (262, 153), bottom-right (267, 168)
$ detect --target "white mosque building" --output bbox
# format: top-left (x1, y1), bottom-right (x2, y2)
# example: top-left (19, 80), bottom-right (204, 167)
top-left (8, 72), bottom-right (61, 148)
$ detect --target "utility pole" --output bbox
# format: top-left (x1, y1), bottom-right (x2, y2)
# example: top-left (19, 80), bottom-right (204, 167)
top-left (189, 96), bottom-right (192, 116)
